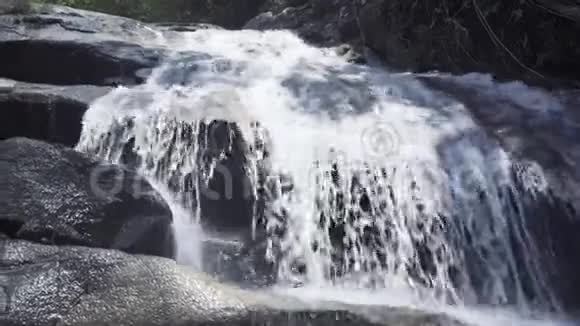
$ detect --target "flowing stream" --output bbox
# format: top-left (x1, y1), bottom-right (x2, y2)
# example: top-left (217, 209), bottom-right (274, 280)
top-left (76, 28), bottom-right (576, 325)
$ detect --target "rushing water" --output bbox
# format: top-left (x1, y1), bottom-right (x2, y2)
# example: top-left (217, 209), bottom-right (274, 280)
top-left (76, 28), bottom-right (576, 325)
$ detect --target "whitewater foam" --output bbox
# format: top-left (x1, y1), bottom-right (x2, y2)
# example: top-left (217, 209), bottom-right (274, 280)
top-left (76, 27), bottom-right (575, 323)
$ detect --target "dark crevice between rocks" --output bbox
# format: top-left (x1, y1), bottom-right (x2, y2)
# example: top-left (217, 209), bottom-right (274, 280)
top-left (0, 96), bottom-right (87, 147)
top-left (0, 220), bottom-right (22, 240)
top-left (198, 121), bottom-right (256, 234)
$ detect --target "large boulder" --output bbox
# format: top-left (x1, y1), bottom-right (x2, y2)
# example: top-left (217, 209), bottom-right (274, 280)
top-left (0, 5), bottom-right (167, 86)
top-left (0, 238), bottom-right (468, 326)
top-left (356, 0), bottom-right (580, 87)
top-left (0, 138), bottom-right (175, 258)
top-left (0, 39), bottom-right (164, 86)
top-left (0, 79), bottom-right (110, 146)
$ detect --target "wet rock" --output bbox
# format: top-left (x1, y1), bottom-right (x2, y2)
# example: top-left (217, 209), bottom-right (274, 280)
top-left (245, 0), bottom-right (361, 48)
top-left (112, 118), bottom-right (259, 237)
top-left (0, 5), bottom-right (167, 86)
top-left (0, 238), bottom-right (468, 326)
top-left (245, 8), bottom-right (330, 45)
top-left (198, 121), bottom-right (256, 235)
top-left (515, 185), bottom-right (580, 312)
top-left (423, 75), bottom-right (580, 311)
top-left (0, 138), bottom-right (175, 258)
top-left (334, 44), bottom-right (366, 64)
top-left (420, 74), bottom-right (580, 211)
top-left (0, 79), bottom-right (110, 146)
top-left (84, 115), bottom-right (274, 285)
top-left (0, 4), bottom-right (162, 43)
top-left (0, 39), bottom-right (164, 86)
top-left (201, 237), bottom-right (275, 287)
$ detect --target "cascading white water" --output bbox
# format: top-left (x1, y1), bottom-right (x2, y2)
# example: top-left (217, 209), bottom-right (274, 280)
top-left (76, 27), bottom-right (570, 322)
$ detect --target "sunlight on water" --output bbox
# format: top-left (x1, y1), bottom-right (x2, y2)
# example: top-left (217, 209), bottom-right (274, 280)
top-left (273, 286), bottom-right (576, 326)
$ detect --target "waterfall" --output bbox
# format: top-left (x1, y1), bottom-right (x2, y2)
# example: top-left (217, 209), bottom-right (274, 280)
top-left (76, 28), bottom-right (569, 317)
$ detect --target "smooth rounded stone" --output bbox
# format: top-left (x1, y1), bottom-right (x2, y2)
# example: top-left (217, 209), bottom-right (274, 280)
top-left (0, 39), bottom-right (165, 86)
top-left (0, 138), bottom-right (175, 258)
top-left (0, 239), bottom-right (468, 326)
top-left (0, 79), bottom-right (111, 146)
top-left (0, 5), bottom-right (168, 86)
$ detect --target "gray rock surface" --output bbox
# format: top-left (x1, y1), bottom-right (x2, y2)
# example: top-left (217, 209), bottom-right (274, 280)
top-left (0, 238), bottom-right (467, 326)
top-left (0, 5), bottom-right (167, 86)
top-left (0, 138), bottom-right (175, 259)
